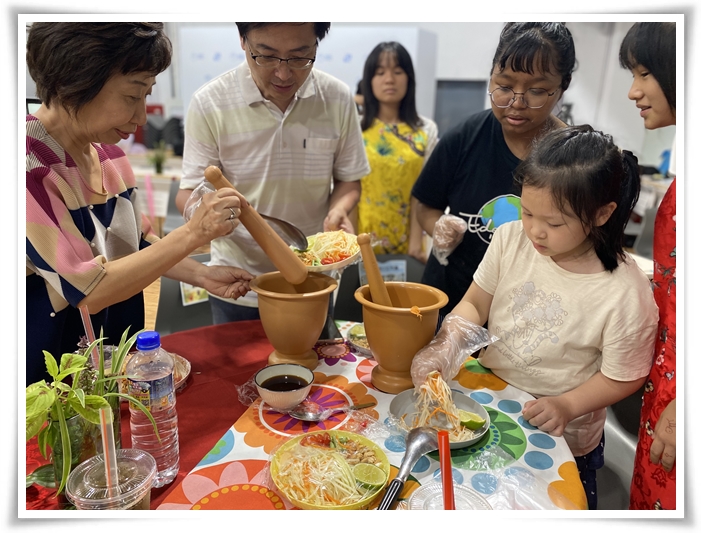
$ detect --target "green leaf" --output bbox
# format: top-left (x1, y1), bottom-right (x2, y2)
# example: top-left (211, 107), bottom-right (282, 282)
top-left (53, 381), bottom-right (72, 394)
top-left (83, 395), bottom-right (111, 409)
top-left (43, 351), bottom-right (59, 379)
top-left (71, 388), bottom-right (86, 409)
top-left (95, 374), bottom-right (127, 390)
top-left (66, 395), bottom-right (109, 425)
top-left (69, 400), bottom-right (106, 425)
top-left (59, 352), bottom-right (88, 377)
top-left (110, 327), bottom-right (142, 381)
top-left (68, 402), bottom-right (101, 425)
top-left (52, 403), bottom-right (72, 495)
top-left (26, 383), bottom-right (55, 418)
top-left (26, 412), bottom-right (48, 441)
top-left (26, 464), bottom-right (56, 489)
top-left (37, 424), bottom-right (52, 459)
top-left (105, 391), bottom-right (161, 442)
top-left (25, 380), bottom-right (49, 396)
top-left (54, 366), bottom-right (87, 384)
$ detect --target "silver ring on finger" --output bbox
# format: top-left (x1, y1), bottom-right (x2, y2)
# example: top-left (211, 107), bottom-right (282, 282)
top-left (228, 207), bottom-right (237, 220)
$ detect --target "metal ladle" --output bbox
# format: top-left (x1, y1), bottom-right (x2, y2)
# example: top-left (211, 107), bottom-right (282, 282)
top-left (377, 426), bottom-right (439, 510)
top-left (260, 213), bottom-right (308, 252)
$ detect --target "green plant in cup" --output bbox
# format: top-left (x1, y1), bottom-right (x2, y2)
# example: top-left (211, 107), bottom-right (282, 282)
top-left (25, 327), bottom-right (159, 495)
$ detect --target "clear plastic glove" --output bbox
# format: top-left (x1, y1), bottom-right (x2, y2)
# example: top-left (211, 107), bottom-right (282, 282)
top-left (410, 313), bottom-right (499, 388)
top-left (183, 181), bottom-right (212, 220)
top-left (183, 181), bottom-right (238, 237)
top-left (432, 214), bottom-right (468, 266)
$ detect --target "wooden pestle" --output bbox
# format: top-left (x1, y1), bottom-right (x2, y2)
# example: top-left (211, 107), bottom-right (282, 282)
top-left (356, 233), bottom-right (394, 307)
top-left (204, 166), bottom-right (308, 286)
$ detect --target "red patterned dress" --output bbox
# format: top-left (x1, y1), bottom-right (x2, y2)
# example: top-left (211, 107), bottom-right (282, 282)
top-left (629, 178), bottom-right (676, 510)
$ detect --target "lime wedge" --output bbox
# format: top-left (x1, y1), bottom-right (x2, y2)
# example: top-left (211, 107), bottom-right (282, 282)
top-left (458, 409), bottom-right (486, 430)
top-left (353, 462), bottom-right (386, 489)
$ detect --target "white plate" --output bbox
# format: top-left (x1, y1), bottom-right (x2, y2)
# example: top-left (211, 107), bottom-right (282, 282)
top-left (408, 482), bottom-right (492, 510)
top-left (304, 250), bottom-right (360, 272)
top-left (388, 389), bottom-right (490, 449)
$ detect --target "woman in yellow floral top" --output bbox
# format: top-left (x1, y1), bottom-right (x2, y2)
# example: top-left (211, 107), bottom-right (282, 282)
top-left (357, 42), bottom-right (438, 262)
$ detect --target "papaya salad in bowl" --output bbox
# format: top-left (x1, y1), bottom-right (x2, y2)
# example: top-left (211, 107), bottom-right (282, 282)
top-left (292, 230), bottom-right (360, 272)
top-left (269, 430), bottom-right (390, 510)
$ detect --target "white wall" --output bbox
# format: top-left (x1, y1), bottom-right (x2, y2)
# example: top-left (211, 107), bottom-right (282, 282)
top-left (26, 21), bottom-right (674, 166)
top-left (168, 24), bottom-right (438, 121)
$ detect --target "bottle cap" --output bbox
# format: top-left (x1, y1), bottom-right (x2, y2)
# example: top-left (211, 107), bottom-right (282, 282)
top-left (136, 331), bottom-right (160, 351)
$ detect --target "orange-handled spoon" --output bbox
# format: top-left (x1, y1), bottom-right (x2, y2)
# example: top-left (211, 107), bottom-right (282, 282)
top-left (356, 233), bottom-right (393, 307)
top-left (204, 166), bottom-right (308, 286)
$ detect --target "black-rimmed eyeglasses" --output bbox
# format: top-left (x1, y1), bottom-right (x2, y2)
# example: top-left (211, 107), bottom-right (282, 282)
top-left (488, 87), bottom-right (558, 109)
top-left (247, 42), bottom-right (317, 70)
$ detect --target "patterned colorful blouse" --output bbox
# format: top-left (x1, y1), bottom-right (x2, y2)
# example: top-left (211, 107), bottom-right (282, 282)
top-left (629, 178), bottom-right (676, 510)
top-left (357, 118), bottom-right (437, 254)
top-left (26, 115), bottom-right (157, 385)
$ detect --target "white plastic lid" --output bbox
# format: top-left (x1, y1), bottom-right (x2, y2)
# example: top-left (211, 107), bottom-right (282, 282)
top-left (65, 449), bottom-right (157, 510)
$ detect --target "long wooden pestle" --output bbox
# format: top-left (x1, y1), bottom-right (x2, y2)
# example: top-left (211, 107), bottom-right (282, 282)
top-left (356, 233), bottom-right (394, 307)
top-left (204, 166), bottom-right (308, 286)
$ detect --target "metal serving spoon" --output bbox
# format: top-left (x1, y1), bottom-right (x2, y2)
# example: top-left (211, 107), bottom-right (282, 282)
top-left (377, 426), bottom-right (439, 510)
top-left (287, 402), bottom-right (377, 422)
top-left (259, 213), bottom-right (308, 252)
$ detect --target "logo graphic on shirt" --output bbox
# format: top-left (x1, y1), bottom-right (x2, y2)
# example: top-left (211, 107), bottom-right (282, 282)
top-left (494, 281), bottom-right (567, 368)
top-left (458, 194), bottom-right (522, 244)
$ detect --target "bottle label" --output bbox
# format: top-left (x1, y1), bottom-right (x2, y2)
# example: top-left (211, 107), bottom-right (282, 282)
top-left (127, 374), bottom-right (175, 412)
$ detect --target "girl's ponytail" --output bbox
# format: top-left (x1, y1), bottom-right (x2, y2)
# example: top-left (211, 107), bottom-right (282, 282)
top-left (594, 149), bottom-right (641, 270)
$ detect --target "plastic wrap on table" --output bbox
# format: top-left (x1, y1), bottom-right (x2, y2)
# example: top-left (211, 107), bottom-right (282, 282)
top-left (461, 446), bottom-right (578, 510)
top-left (235, 375), bottom-right (260, 407)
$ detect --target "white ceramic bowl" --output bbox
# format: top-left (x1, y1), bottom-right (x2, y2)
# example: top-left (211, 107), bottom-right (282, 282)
top-left (254, 363), bottom-right (314, 410)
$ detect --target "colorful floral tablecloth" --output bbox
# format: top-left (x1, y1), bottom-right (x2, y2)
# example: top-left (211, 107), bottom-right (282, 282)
top-left (157, 322), bottom-right (586, 511)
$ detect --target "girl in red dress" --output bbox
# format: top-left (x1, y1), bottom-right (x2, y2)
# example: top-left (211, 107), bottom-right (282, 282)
top-left (619, 22), bottom-right (677, 510)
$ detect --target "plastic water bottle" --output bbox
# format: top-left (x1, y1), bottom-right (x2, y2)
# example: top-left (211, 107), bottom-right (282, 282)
top-left (126, 331), bottom-right (180, 488)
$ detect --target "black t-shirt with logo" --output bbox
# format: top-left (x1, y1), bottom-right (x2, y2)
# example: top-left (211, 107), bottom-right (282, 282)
top-left (412, 109), bottom-right (522, 316)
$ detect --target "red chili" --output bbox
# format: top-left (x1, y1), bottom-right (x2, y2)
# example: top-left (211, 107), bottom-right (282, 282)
top-left (300, 432), bottom-right (331, 448)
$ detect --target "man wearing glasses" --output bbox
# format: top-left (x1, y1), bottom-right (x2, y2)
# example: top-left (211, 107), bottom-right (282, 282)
top-left (176, 23), bottom-right (369, 323)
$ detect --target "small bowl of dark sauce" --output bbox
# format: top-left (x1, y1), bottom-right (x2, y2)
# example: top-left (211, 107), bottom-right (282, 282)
top-left (254, 363), bottom-right (314, 411)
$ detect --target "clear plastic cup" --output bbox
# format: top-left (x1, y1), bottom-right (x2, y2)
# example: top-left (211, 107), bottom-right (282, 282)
top-left (66, 449), bottom-right (157, 510)
top-left (408, 481), bottom-right (493, 510)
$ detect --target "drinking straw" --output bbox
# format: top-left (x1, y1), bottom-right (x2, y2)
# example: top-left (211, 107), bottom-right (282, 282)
top-left (99, 405), bottom-right (119, 498)
top-left (437, 430), bottom-right (455, 510)
top-left (144, 173), bottom-right (156, 226)
top-left (78, 305), bottom-right (100, 369)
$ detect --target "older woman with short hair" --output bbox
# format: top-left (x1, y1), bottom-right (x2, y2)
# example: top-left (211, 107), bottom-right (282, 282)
top-left (26, 22), bottom-right (253, 386)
